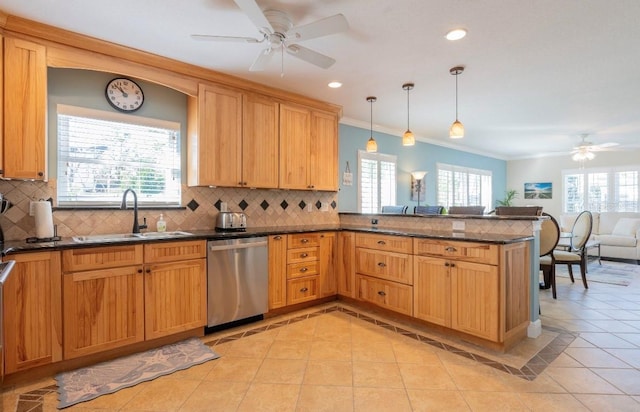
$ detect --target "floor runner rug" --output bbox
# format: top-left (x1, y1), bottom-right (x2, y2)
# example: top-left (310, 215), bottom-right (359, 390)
top-left (554, 260), bottom-right (637, 286)
top-left (55, 337), bottom-right (220, 409)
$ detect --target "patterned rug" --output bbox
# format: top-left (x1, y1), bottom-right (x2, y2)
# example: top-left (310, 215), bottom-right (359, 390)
top-left (555, 260), bottom-right (638, 286)
top-left (55, 338), bottom-right (220, 409)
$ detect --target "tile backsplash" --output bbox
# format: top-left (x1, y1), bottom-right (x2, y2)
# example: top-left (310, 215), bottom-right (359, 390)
top-left (0, 180), bottom-right (339, 241)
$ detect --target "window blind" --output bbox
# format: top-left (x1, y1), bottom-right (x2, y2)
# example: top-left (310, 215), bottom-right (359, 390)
top-left (57, 105), bottom-right (181, 207)
top-left (437, 163), bottom-right (492, 211)
top-left (563, 166), bottom-right (640, 212)
top-left (358, 151), bottom-right (397, 213)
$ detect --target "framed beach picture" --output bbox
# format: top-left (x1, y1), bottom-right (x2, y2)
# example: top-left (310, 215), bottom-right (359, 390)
top-left (524, 182), bottom-right (552, 199)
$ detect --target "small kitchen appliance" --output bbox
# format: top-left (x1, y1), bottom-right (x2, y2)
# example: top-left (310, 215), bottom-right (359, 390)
top-left (215, 212), bottom-right (247, 232)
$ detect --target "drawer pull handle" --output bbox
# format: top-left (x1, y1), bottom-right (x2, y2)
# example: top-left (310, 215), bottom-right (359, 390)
top-left (300, 267), bottom-right (308, 272)
top-left (300, 287), bottom-right (309, 292)
top-left (445, 246), bottom-right (457, 252)
top-left (377, 262), bottom-right (386, 267)
top-left (301, 253), bottom-right (308, 258)
top-left (377, 290), bottom-right (386, 296)
top-left (301, 238), bottom-right (309, 243)
top-left (377, 240), bottom-right (386, 245)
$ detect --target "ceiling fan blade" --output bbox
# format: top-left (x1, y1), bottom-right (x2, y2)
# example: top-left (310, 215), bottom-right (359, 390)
top-left (286, 44), bottom-right (335, 69)
top-left (191, 34), bottom-right (261, 43)
top-left (234, 0), bottom-right (273, 32)
top-left (249, 48), bottom-right (275, 71)
top-left (287, 14), bottom-right (349, 41)
top-left (598, 142), bottom-right (619, 148)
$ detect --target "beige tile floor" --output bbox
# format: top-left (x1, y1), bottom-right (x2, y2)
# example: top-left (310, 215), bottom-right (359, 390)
top-left (3, 262), bottom-right (640, 411)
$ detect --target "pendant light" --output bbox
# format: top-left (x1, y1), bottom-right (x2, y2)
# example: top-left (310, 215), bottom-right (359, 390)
top-left (449, 66), bottom-right (465, 139)
top-left (402, 83), bottom-right (415, 146)
top-left (366, 96), bottom-right (378, 153)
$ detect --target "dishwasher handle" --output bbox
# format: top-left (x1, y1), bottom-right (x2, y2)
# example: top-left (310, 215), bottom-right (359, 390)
top-left (209, 240), bottom-right (268, 252)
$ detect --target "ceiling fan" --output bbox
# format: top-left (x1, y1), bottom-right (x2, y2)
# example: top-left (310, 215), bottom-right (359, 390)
top-left (571, 134), bottom-right (618, 161)
top-left (191, 0), bottom-right (349, 72)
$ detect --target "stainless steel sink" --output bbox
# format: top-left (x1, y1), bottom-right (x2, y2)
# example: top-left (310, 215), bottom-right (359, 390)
top-left (72, 231), bottom-right (192, 243)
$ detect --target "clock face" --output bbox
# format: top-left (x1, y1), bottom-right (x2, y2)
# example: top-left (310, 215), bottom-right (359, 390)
top-left (105, 78), bottom-right (144, 112)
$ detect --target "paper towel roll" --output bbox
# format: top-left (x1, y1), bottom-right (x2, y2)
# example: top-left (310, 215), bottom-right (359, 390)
top-left (34, 201), bottom-right (54, 239)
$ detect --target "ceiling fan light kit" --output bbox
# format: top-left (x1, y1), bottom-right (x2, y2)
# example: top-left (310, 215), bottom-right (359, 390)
top-left (366, 96), bottom-right (378, 153)
top-left (192, 0), bottom-right (348, 74)
top-left (402, 83), bottom-right (416, 146)
top-left (449, 66), bottom-right (465, 139)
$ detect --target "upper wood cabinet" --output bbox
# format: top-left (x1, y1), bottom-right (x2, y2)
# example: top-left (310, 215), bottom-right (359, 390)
top-left (188, 84), bottom-right (280, 188)
top-left (2, 37), bottom-right (47, 180)
top-left (3, 251), bottom-right (62, 374)
top-left (279, 104), bottom-right (338, 191)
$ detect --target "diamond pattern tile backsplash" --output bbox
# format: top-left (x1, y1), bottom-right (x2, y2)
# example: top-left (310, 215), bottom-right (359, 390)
top-left (0, 180), bottom-right (339, 241)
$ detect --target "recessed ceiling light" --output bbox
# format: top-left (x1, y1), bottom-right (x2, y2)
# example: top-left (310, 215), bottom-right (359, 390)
top-left (445, 28), bottom-right (467, 41)
top-left (328, 81), bottom-right (342, 88)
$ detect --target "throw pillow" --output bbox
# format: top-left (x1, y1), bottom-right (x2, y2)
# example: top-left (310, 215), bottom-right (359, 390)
top-left (612, 218), bottom-right (640, 236)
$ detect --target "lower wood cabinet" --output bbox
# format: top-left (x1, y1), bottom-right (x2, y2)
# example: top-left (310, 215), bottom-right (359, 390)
top-left (2, 251), bottom-right (62, 374)
top-left (336, 231), bottom-right (356, 298)
top-left (356, 274), bottom-right (413, 316)
top-left (268, 235), bottom-right (287, 310)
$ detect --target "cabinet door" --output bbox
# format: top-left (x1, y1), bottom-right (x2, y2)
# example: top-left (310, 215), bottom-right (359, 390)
top-left (242, 93), bottom-right (279, 188)
top-left (144, 259), bottom-right (206, 340)
top-left (310, 111), bottom-right (338, 190)
top-left (188, 83), bottom-right (242, 186)
top-left (318, 232), bottom-right (337, 297)
top-left (0, 35), bottom-right (3, 174)
top-left (413, 256), bottom-right (451, 327)
top-left (279, 104), bottom-right (311, 189)
top-left (268, 235), bottom-right (287, 309)
top-left (3, 252), bottom-right (62, 374)
top-left (451, 260), bottom-right (500, 341)
top-left (3, 37), bottom-right (47, 180)
top-left (337, 231), bottom-right (356, 298)
top-left (63, 266), bottom-right (145, 359)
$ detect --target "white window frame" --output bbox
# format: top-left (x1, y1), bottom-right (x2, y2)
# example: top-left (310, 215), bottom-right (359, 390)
top-left (357, 150), bottom-right (397, 213)
top-left (562, 165), bottom-right (640, 212)
top-left (56, 104), bottom-right (182, 208)
top-left (436, 163), bottom-right (492, 211)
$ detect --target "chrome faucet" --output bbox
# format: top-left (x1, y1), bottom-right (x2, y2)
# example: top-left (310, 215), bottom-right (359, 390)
top-left (120, 189), bottom-right (147, 234)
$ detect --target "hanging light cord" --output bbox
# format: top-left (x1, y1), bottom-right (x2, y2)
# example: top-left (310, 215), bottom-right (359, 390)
top-left (406, 87), bottom-right (410, 129)
top-left (454, 72), bottom-right (459, 120)
top-left (370, 98), bottom-right (373, 134)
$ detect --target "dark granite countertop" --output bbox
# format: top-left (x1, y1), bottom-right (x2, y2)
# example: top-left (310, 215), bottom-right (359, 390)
top-left (1, 223), bottom-right (532, 256)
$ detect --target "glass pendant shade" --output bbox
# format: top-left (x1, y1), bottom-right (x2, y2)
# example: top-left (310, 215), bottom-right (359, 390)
top-left (402, 130), bottom-right (415, 146)
top-left (449, 120), bottom-right (464, 139)
top-left (366, 136), bottom-right (378, 153)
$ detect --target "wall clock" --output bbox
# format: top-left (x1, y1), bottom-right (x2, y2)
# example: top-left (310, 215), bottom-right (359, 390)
top-left (105, 77), bottom-right (144, 112)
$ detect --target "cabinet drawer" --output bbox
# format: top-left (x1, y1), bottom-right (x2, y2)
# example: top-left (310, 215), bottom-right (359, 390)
top-left (288, 233), bottom-right (320, 248)
top-left (287, 261), bottom-right (319, 279)
top-left (287, 246), bottom-right (319, 264)
top-left (62, 245), bottom-right (144, 272)
top-left (144, 240), bottom-right (206, 263)
top-left (413, 239), bottom-right (499, 265)
top-left (355, 248), bottom-right (413, 285)
top-left (355, 233), bottom-right (413, 254)
top-left (356, 274), bottom-right (413, 316)
top-left (287, 276), bottom-right (319, 305)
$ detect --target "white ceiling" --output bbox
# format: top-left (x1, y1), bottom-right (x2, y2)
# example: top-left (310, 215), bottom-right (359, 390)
top-left (3, 0), bottom-right (640, 160)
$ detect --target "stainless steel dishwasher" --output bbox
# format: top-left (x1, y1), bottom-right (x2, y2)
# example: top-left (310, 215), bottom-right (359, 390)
top-left (206, 236), bottom-right (268, 331)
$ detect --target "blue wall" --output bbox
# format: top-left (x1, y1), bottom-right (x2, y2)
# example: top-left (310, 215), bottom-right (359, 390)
top-left (337, 124), bottom-right (507, 212)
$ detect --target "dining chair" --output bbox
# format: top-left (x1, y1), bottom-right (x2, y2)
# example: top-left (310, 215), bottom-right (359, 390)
top-left (447, 206), bottom-right (485, 215)
top-left (538, 213), bottom-right (561, 299)
top-left (552, 210), bottom-right (593, 289)
top-left (381, 205), bottom-right (408, 214)
top-left (495, 206), bottom-right (543, 216)
top-left (414, 205), bottom-right (443, 215)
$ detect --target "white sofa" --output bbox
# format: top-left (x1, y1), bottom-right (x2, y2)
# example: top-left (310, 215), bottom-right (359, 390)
top-left (559, 212), bottom-right (640, 263)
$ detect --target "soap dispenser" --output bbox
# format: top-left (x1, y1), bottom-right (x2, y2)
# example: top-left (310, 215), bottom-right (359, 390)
top-left (157, 214), bottom-right (167, 232)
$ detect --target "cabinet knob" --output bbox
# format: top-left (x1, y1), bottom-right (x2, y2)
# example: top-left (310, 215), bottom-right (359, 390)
top-left (274, 235), bottom-right (282, 240)
top-left (445, 246), bottom-right (457, 252)
top-left (146, 268), bottom-right (151, 273)
top-left (301, 253), bottom-right (308, 258)
top-left (377, 240), bottom-right (386, 245)
top-left (377, 262), bottom-right (386, 268)
top-left (300, 287), bottom-right (309, 292)
top-left (300, 267), bottom-right (308, 272)
top-left (445, 262), bottom-right (450, 267)
top-left (301, 239), bottom-right (309, 244)
top-left (137, 269), bottom-right (143, 273)
top-left (38, 171), bottom-right (44, 177)
top-left (377, 290), bottom-right (386, 296)
top-left (450, 263), bottom-right (455, 268)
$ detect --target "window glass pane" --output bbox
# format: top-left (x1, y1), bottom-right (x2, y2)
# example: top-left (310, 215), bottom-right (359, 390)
top-left (563, 166), bottom-right (640, 213)
top-left (57, 106), bottom-right (181, 207)
top-left (437, 163), bottom-right (492, 211)
top-left (358, 151), bottom-right (397, 213)
top-left (616, 171), bottom-right (638, 211)
top-left (586, 172), bottom-right (608, 212)
top-left (564, 173), bottom-right (584, 213)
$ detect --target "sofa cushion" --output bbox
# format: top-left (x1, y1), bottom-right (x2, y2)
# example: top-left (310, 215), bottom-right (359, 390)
top-left (599, 212), bottom-right (640, 235)
top-left (596, 234), bottom-right (637, 247)
top-left (612, 218), bottom-right (640, 236)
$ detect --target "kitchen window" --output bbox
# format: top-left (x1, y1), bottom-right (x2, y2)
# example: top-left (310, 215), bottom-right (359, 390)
top-left (563, 166), bottom-right (639, 212)
top-left (358, 150), bottom-right (397, 213)
top-left (56, 105), bottom-right (181, 207)
top-left (437, 163), bottom-right (492, 211)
